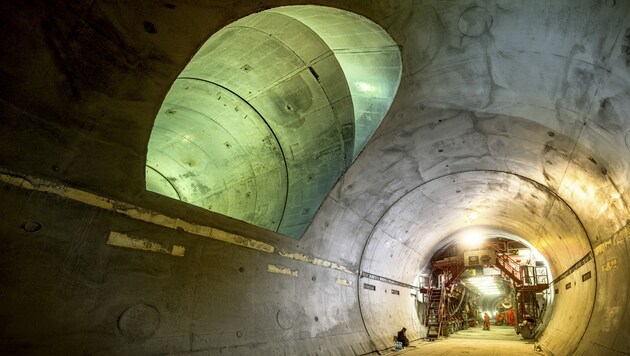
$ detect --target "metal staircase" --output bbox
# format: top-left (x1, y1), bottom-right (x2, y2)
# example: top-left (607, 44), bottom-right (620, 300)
top-left (426, 286), bottom-right (444, 340)
top-left (492, 248), bottom-right (549, 336)
top-left (493, 248), bottom-right (549, 292)
top-left (425, 258), bottom-right (465, 340)
top-left (493, 248), bottom-right (523, 286)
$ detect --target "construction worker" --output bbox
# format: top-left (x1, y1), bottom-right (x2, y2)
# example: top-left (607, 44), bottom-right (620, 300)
top-left (397, 327), bottom-right (410, 347)
top-left (496, 311), bottom-right (505, 325)
top-left (483, 312), bottom-right (490, 330)
top-left (507, 308), bottom-right (515, 326)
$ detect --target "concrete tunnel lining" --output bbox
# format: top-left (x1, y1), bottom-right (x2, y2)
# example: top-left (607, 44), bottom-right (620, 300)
top-left (146, 5), bottom-right (402, 239)
top-left (357, 170), bottom-right (594, 352)
top-left (1, 1), bottom-right (630, 355)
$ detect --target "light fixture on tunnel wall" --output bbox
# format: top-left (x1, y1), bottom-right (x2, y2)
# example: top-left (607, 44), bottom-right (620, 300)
top-left (145, 5), bottom-right (402, 239)
top-left (462, 229), bottom-right (484, 247)
top-left (464, 210), bottom-right (480, 225)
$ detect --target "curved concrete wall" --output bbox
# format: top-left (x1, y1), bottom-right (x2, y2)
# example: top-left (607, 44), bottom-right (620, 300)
top-left (357, 170), bottom-right (595, 352)
top-left (147, 6), bottom-right (401, 238)
top-left (0, 1), bottom-right (629, 355)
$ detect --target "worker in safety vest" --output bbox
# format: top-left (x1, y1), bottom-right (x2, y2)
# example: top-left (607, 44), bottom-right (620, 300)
top-left (507, 308), bottom-right (516, 326)
top-left (483, 312), bottom-right (490, 330)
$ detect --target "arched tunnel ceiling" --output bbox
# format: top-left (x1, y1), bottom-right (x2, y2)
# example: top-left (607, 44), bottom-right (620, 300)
top-left (333, 109), bottom-right (629, 245)
top-left (361, 170), bottom-right (590, 283)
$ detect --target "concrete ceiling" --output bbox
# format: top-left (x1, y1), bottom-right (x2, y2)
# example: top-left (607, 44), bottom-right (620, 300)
top-left (0, 0), bottom-right (629, 355)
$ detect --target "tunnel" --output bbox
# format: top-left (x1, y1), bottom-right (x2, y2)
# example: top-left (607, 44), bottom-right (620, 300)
top-left (0, 1), bottom-right (629, 355)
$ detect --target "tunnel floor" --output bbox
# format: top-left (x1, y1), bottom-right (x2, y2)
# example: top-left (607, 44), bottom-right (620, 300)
top-left (397, 326), bottom-right (543, 355)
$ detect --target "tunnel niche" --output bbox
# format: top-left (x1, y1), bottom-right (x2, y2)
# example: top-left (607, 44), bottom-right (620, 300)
top-left (145, 5), bottom-right (402, 239)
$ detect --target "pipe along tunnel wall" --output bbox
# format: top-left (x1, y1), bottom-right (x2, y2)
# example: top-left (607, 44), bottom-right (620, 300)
top-left (1, 1), bottom-right (630, 355)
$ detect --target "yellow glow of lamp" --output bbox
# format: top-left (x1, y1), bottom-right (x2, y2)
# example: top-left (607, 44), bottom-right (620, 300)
top-left (463, 230), bottom-right (484, 247)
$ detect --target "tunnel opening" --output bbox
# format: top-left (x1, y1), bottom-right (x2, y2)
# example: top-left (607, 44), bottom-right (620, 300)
top-left (425, 230), bottom-right (554, 342)
top-left (145, 5), bottom-right (402, 239)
